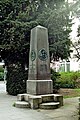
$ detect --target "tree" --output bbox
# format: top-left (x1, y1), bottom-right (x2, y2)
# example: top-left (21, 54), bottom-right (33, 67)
top-left (0, 0), bottom-right (72, 95)
top-left (68, 0), bottom-right (80, 60)
top-left (0, 0), bottom-right (72, 62)
top-left (0, 0), bottom-right (38, 95)
top-left (36, 0), bottom-right (72, 60)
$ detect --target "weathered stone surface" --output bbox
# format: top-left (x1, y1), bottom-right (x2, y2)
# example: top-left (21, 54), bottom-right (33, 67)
top-left (39, 102), bottom-right (60, 109)
top-left (41, 95), bottom-right (54, 103)
top-left (27, 80), bottom-right (53, 95)
top-left (16, 93), bottom-right (63, 109)
top-left (27, 25), bottom-right (53, 95)
top-left (53, 94), bottom-right (63, 106)
top-left (15, 101), bottom-right (30, 108)
top-left (23, 94), bottom-right (33, 102)
top-left (28, 25), bottom-right (50, 80)
top-left (16, 94), bottom-right (63, 109)
top-left (17, 94), bottom-right (24, 101)
top-left (28, 96), bottom-right (42, 109)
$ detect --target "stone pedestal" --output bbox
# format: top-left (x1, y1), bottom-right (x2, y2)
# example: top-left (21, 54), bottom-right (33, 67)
top-left (27, 80), bottom-right (53, 95)
top-left (27, 25), bottom-right (53, 95)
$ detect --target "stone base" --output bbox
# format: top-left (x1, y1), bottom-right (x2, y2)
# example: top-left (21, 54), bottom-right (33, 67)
top-left (27, 80), bottom-right (53, 95)
top-left (16, 93), bottom-right (63, 109)
top-left (15, 101), bottom-right (29, 108)
top-left (39, 102), bottom-right (60, 109)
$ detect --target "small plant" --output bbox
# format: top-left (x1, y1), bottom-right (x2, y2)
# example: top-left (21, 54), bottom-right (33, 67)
top-left (56, 72), bottom-right (80, 89)
top-left (12, 102), bottom-right (16, 107)
top-left (0, 66), bottom-right (4, 72)
top-left (51, 69), bottom-right (60, 91)
top-left (0, 72), bottom-right (4, 81)
top-left (0, 66), bottom-right (4, 81)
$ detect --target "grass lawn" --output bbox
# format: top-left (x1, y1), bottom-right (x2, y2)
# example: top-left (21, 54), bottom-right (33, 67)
top-left (59, 88), bottom-right (80, 98)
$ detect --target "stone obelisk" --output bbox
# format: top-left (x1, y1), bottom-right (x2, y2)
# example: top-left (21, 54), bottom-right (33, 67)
top-left (27, 25), bottom-right (53, 95)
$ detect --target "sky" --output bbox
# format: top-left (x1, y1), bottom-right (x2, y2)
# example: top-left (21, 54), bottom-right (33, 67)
top-left (68, 0), bottom-right (76, 3)
top-left (68, 0), bottom-right (73, 3)
top-left (65, 0), bottom-right (80, 41)
top-left (68, 0), bottom-right (80, 41)
top-left (70, 18), bottom-right (80, 41)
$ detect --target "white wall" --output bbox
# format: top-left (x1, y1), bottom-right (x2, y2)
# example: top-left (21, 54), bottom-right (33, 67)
top-left (70, 60), bottom-right (80, 71)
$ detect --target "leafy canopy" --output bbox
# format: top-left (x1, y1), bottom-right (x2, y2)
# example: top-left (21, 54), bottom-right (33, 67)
top-left (0, 0), bottom-right (72, 64)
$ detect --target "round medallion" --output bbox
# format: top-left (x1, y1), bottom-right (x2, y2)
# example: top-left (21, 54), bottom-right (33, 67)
top-left (38, 49), bottom-right (48, 61)
top-left (31, 50), bottom-right (36, 61)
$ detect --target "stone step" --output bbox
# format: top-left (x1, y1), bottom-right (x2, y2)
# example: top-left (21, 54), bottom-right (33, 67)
top-left (14, 101), bottom-right (30, 108)
top-left (39, 102), bottom-right (60, 109)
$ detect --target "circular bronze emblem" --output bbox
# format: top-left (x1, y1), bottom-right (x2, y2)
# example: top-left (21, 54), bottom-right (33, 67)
top-left (31, 50), bottom-right (36, 61)
top-left (38, 49), bottom-right (48, 61)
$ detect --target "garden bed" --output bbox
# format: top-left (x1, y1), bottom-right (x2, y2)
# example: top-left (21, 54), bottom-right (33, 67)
top-left (58, 88), bottom-right (80, 98)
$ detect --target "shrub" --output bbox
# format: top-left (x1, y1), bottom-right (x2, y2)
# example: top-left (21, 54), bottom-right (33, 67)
top-left (0, 66), bottom-right (4, 81)
top-left (6, 63), bottom-right (28, 95)
top-left (0, 72), bottom-right (4, 81)
top-left (0, 66), bottom-right (4, 72)
top-left (51, 69), bottom-right (60, 90)
top-left (56, 72), bottom-right (80, 88)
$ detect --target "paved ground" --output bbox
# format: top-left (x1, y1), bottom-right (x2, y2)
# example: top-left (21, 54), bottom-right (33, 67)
top-left (0, 81), bottom-right (6, 92)
top-left (0, 81), bottom-right (79, 120)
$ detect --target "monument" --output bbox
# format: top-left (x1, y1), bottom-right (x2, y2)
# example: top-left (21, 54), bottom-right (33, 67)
top-left (27, 25), bottom-right (53, 95)
top-left (15, 25), bottom-right (63, 109)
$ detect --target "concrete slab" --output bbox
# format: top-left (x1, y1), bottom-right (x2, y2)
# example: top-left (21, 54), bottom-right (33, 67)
top-left (0, 81), bottom-right (6, 92)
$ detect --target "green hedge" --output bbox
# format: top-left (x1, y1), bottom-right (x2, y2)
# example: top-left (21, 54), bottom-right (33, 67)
top-left (0, 66), bottom-right (4, 81)
top-left (0, 66), bottom-right (4, 72)
top-left (6, 63), bottom-right (28, 95)
top-left (56, 72), bottom-right (80, 88)
top-left (51, 69), bottom-right (60, 89)
top-left (0, 72), bottom-right (4, 81)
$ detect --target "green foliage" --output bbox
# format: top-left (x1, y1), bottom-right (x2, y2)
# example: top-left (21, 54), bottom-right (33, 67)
top-left (12, 102), bottom-right (16, 107)
top-left (0, 0), bottom-right (73, 95)
top-left (37, 0), bottom-right (72, 60)
top-left (0, 72), bottom-right (4, 81)
top-left (56, 72), bottom-right (80, 88)
top-left (0, 66), bottom-right (4, 72)
top-left (6, 63), bottom-right (28, 95)
top-left (0, 0), bottom-right (72, 62)
top-left (0, 66), bottom-right (4, 81)
top-left (51, 69), bottom-right (60, 89)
